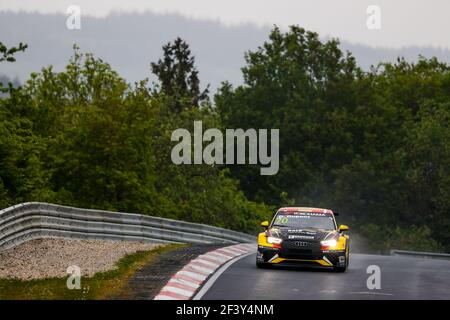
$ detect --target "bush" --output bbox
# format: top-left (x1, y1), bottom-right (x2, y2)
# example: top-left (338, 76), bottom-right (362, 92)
top-left (360, 223), bottom-right (443, 252)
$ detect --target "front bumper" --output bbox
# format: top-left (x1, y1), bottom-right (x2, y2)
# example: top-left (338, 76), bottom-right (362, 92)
top-left (257, 245), bottom-right (347, 268)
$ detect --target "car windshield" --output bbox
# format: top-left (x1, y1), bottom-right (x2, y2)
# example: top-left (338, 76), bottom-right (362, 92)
top-left (272, 211), bottom-right (336, 230)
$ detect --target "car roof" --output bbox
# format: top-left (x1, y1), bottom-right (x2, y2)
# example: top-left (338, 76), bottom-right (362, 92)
top-left (277, 207), bottom-right (334, 214)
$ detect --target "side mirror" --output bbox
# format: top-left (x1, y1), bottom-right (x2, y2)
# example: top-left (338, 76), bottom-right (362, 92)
top-left (339, 224), bottom-right (349, 232)
top-left (261, 221), bottom-right (269, 229)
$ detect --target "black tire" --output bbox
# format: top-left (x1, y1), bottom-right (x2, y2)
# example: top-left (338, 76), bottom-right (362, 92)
top-left (334, 245), bottom-right (349, 272)
top-left (333, 266), bottom-right (347, 272)
top-left (256, 262), bottom-right (270, 269)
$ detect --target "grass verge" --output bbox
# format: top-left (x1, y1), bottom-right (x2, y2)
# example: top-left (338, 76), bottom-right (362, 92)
top-left (0, 243), bottom-right (186, 300)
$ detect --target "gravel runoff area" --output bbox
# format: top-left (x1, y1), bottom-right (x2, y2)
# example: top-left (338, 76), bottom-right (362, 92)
top-left (0, 239), bottom-right (161, 280)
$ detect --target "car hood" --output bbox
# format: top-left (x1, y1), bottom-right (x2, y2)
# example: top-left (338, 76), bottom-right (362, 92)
top-left (268, 227), bottom-right (338, 242)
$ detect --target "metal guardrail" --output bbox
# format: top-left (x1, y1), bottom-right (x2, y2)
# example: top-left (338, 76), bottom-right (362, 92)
top-left (390, 249), bottom-right (450, 259)
top-left (0, 202), bottom-right (256, 250)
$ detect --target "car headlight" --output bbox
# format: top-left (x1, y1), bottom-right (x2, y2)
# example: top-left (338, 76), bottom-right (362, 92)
top-left (267, 236), bottom-right (283, 244)
top-left (320, 239), bottom-right (338, 249)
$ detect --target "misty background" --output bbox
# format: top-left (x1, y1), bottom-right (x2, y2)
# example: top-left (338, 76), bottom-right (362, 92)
top-left (2, 10), bottom-right (450, 93)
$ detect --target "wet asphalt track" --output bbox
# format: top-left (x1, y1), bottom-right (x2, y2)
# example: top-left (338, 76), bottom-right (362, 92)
top-left (201, 253), bottom-right (450, 299)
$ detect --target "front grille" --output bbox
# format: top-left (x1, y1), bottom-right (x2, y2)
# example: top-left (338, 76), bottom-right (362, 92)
top-left (281, 240), bottom-right (322, 260)
top-left (288, 248), bottom-right (313, 255)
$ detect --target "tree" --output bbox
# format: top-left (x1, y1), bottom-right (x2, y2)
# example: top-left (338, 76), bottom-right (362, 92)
top-left (0, 42), bottom-right (27, 94)
top-left (215, 26), bottom-right (359, 205)
top-left (0, 41), bottom-right (52, 206)
top-left (0, 42), bottom-right (27, 63)
top-left (215, 26), bottom-right (450, 250)
top-left (151, 37), bottom-right (209, 110)
top-left (0, 44), bottom-right (270, 234)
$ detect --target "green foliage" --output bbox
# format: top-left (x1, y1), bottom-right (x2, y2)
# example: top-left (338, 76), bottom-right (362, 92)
top-left (1, 27), bottom-right (449, 250)
top-left (0, 42), bottom-right (27, 63)
top-left (360, 224), bottom-right (443, 252)
top-left (0, 42), bottom-right (27, 96)
top-left (0, 44), bottom-right (270, 234)
top-left (151, 37), bottom-right (209, 110)
top-left (0, 101), bottom-right (54, 206)
top-left (216, 26), bottom-right (359, 205)
top-left (215, 26), bottom-right (450, 250)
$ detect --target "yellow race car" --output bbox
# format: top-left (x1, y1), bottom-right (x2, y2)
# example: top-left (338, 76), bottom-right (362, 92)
top-left (257, 207), bottom-right (350, 272)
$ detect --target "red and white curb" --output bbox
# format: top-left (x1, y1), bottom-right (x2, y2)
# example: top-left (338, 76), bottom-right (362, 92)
top-left (154, 243), bottom-right (255, 300)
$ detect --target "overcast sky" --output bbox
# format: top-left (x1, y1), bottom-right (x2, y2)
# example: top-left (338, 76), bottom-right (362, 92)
top-left (1, 0), bottom-right (449, 49)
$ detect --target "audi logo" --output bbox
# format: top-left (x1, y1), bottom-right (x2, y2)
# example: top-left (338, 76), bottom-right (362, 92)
top-left (294, 241), bottom-right (308, 247)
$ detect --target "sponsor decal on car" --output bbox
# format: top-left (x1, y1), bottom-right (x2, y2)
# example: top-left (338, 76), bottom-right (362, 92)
top-left (288, 235), bottom-right (315, 240)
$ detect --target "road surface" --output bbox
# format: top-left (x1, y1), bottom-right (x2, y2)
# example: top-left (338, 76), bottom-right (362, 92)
top-left (201, 253), bottom-right (450, 299)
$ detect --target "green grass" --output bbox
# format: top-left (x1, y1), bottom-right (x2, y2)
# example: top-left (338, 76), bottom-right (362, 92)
top-left (0, 243), bottom-right (186, 300)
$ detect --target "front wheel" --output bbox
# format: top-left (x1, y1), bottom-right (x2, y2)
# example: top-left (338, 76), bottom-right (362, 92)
top-left (334, 246), bottom-right (349, 272)
top-left (333, 266), bottom-right (347, 272)
top-left (256, 261), bottom-right (270, 269)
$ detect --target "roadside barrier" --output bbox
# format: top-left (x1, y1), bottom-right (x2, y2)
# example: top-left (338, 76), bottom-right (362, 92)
top-left (0, 202), bottom-right (256, 250)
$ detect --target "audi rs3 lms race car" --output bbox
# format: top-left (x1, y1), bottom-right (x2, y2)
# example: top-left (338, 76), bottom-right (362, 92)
top-left (257, 207), bottom-right (350, 272)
